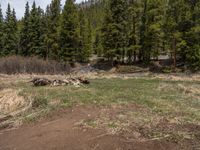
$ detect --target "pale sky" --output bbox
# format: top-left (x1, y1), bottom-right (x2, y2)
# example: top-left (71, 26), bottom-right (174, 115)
top-left (0, 0), bottom-right (83, 19)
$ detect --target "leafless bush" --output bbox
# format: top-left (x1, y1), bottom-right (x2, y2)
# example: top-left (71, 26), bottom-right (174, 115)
top-left (0, 56), bottom-right (70, 74)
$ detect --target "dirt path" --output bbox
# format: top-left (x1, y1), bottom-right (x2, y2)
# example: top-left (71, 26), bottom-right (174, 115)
top-left (0, 105), bottom-right (197, 150)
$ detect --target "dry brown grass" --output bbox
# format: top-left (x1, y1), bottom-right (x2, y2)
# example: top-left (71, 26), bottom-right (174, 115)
top-left (0, 89), bottom-right (26, 115)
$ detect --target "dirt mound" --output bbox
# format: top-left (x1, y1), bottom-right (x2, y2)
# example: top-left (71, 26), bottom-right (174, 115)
top-left (0, 89), bottom-right (27, 115)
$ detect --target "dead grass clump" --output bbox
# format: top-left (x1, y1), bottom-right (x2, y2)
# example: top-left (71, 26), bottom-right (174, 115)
top-left (0, 56), bottom-right (70, 74)
top-left (177, 84), bottom-right (200, 96)
top-left (160, 83), bottom-right (200, 99)
top-left (157, 83), bottom-right (174, 92)
top-left (0, 89), bottom-right (26, 115)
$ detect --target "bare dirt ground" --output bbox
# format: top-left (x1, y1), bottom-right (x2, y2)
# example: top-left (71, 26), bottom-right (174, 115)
top-left (0, 105), bottom-right (199, 150)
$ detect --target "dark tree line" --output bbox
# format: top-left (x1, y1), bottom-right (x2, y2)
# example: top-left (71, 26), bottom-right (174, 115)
top-left (101, 0), bottom-right (200, 69)
top-left (0, 0), bottom-right (92, 63)
top-left (0, 0), bottom-right (200, 69)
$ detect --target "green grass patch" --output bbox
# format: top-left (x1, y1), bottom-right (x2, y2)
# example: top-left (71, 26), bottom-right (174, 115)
top-left (10, 77), bottom-right (199, 124)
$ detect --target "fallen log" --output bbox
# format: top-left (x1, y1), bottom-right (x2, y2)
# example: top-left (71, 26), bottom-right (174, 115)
top-left (51, 79), bottom-right (68, 86)
top-left (78, 77), bottom-right (90, 84)
top-left (30, 77), bottom-right (90, 87)
top-left (30, 78), bottom-right (51, 86)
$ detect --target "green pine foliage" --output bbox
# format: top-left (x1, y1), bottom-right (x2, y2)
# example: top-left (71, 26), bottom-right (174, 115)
top-left (94, 32), bottom-right (103, 57)
top-left (127, 0), bottom-right (141, 63)
top-left (3, 4), bottom-right (18, 56)
top-left (101, 5), bottom-right (115, 60)
top-left (37, 7), bottom-right (46, 58)
top-left (184, 1), bottom-right (200, 70)
top-left (28, 2), bottom-right (40, 56)
top-left (28, 2), bottom-right (45, 57)
top-left (45, 0), bottom-right (61, 60)
top-left (102, 0), bottom-right (129, 62)
top-left (79, 9), bottom-right (93, 62)
top-left (19, 2), bottom-right (30, 56)
top-left (59, 0), bottom-right (79, 62)
top-left (138, 0), bottom-right (164, 63)
top-left (146, 0), bottom-right (164, 60)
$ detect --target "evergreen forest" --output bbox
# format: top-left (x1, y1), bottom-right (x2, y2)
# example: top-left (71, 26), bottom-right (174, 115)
top-left (0, 0), bottom-right (200, 69)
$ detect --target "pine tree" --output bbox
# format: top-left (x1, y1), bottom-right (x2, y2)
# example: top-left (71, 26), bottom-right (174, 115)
top-left (19, 2), bottom-right (30, 56)
top-left (0, 4), bottom-right (4, 56)
top-left (101, 6), bottom-right (115, 60)
top-left (60, 0), bottom-right (79, 62)
top-left (184, 1), bottom-right (200, 69)
top-left (127, 0), bottom-right (141, 63)
top-left (138, 0), bottom-right (147, 62)
top-left (45, 0), bottom-right (61, 60)
top-left (102, 0), bottom-right (129, 63)
top-left (84, 19), bottom-right (93, 62)
top-left (94, 31), bottom-right (103, 56)
top-left (145, 0), bottom-right (164, 61)
top-left (164, 0), bottom-right (189, 67)
top-left (28, 2), bottom-right (38, 55)
top-left (79, 9), bottom-right (87, 62)
top-left (12, 9), bottom-right (18, 54)
top-left (3, 4), bottom-right (18, 55)
top-left (37, 7), bottom-right (46, 58)
top-left (44, 5), bottom-right (51, 59)
top-left (28, 2), bottom-right (45, 57)
top-left (79, 9), bottom-right (93, 62)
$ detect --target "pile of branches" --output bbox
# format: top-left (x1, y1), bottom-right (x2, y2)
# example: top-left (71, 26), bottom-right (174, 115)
top-left (30, 77), bottom-right (90, 87)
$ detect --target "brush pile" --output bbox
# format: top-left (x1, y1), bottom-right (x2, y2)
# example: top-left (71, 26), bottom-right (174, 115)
top-left (30, 77), bottom-right (90, 87)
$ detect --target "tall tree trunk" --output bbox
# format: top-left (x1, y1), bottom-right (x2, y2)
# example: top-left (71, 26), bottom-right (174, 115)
top-left (172, 36), bottom-right (177, 68)
top-left (122, 49), bottom-right (125, 64)
top-left (134, 51), bottom-right (136, 62)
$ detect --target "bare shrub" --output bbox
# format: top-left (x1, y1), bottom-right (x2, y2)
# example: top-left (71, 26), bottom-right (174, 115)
top-left (0, 56), bottom-right (70, 74)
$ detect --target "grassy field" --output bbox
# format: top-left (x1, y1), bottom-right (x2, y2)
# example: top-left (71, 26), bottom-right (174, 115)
top-left (4, 77), bottom-right (198, 124)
